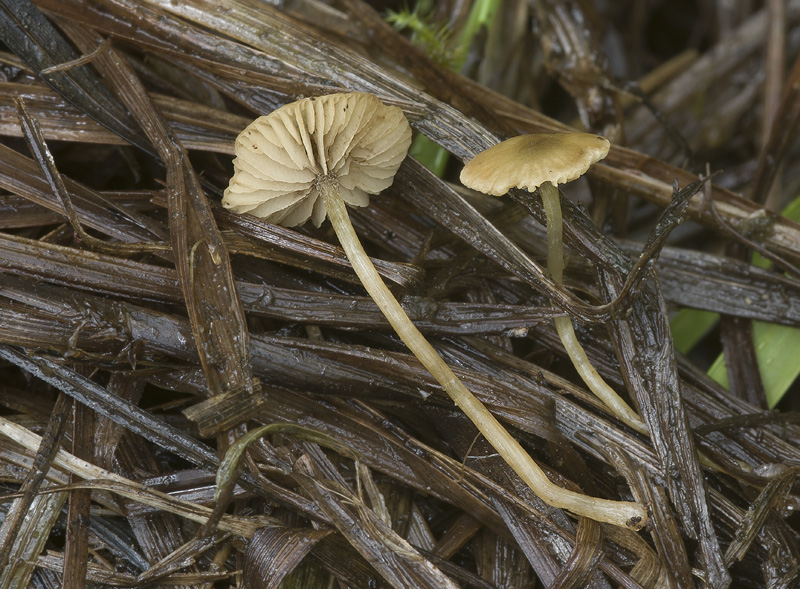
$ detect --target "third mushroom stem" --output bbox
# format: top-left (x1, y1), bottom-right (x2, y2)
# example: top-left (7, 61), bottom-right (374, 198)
top-left (319, 176), bottom-right (648, 529)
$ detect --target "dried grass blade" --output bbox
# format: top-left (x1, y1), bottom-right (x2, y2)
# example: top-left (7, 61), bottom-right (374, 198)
top-left (633, 471), bottom-right (693, 589)
top-left (216, 208), bottom-right (424, 289)
top-left (75, 488), bottom-right (150, 571)
top-left (36, 553), bottom-right (139, 586)
top-left (0, 232), bottom-right (179, 300)
top-left (136, 532), bottom-right (230, 583)
top-left (0, 345), bottom-right (218, 468)
top-left (15, 96), bottom-right (169, 255)
top-left (725, 466), bottom-right (800, 564)
top-left (0, 0), bottom-right (152, 152)
top-left (0, 143), bottom-right (167, 243)
top-left (0, 393), bottom-right (72, 586)
top-left (637, 244), bottom-right (800, 327)
top-left (600, 275), bottom-right (729, 587)
top-left (244, 528), bottom-right (332, 588)
top-left (136, 0), bottom-right (497, 155)
top-left (593, 154), bottom-right (800, 267)
top-left (114, 435), bottom-right (191, 570)
top-left (0, 277), bottom-right (196, 361)
top-left (257, 389), bottom-right (646, 589)
top-left (751, 47), bottom-right (800, 208)
top-left (184, 386), bottom-right (267, 438)
top-left (0, 415), bottom-right (265, 537)
top-left (337, 0), bottom-right (510, 133)
top-left (63, 402), bottom-right (92, 588)
top-left (0, 483), bottom-right (66, 589)
top-left (36, 553), bottom-right (234, 586)
top-left (492, 500), bottom-right (563, 586)
top-left (0, 81), bottom-right (245, 152)
top-left (63, 24), bottom-right (255, 409)
top-left (39, 0), bottom-right (330, 93)
top-left (293, 453), bottom-right (460, 589)
top-left (549, 517), bottom-right (607, 589)
top-left (0, 228), bottom-right (555, 336)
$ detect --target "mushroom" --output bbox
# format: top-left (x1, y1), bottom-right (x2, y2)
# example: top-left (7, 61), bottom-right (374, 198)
top-left (225, 95), bottom-right (647, 529)
top-left (461, 133), bottom-right (647, 434)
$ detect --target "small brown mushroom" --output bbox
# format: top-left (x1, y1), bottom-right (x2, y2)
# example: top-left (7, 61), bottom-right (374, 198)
top-left (461, 133), bottom-right (647, 434)
top-left (225, 97), bottom-right (647, 529)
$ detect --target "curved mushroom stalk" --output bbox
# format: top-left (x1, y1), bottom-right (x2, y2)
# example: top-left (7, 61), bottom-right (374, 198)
top-left (226, 96), bottom-right (648, 529)
top-left (539, 181), bottom-right (647, 434)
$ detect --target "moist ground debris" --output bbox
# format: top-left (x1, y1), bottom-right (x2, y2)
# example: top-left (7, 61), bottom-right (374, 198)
top-left (0, 0), bottom-right (799, 587)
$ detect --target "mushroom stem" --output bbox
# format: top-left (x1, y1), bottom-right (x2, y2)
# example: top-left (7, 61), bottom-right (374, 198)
top-left (538, 182), bottom-right (647, 434)
top-left (319, 177), bottom-right (647, 529)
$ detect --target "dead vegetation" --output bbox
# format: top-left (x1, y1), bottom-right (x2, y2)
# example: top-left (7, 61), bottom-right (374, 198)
top-left (0, 0), bottom-right (799, 587)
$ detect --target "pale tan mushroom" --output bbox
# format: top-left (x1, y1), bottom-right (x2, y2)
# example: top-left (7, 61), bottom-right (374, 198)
top-left (461, 133), bottom-right (647, 435)
top-left (225, 96), bottom-right (647, 529)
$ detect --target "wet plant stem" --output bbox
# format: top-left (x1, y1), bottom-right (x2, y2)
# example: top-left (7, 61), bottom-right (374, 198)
top-left (539, 181), bottom-right (647, 434)
top-left (319, 177), bottom-right (648, 529)
top-left (0, 415), bottom-right (259, 537)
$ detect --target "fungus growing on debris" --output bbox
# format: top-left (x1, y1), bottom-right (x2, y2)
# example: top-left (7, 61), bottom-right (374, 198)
top-left (461, 133), bottom-right (647, 434)
top-left (225, 96), bottom-right (647, 529)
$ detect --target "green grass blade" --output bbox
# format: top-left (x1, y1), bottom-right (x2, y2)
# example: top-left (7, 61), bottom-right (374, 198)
top-left (670, 308), bottom-right (719, 355)
top-left (707, 194), bottom-right (800, 407)
top-left (386, 0), bottom-right (501, 175)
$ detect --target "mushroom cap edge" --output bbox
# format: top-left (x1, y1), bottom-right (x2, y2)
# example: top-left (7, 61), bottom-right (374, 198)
top-left (460, 133), bottom-right (611, 196)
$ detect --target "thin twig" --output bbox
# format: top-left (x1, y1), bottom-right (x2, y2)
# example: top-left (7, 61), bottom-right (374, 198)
top-left (40, 37), bottom-right (112, 74)
top-left (703, 172), bottom-right (800, 278)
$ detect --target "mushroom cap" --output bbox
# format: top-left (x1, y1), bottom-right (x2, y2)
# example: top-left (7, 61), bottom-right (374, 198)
top-left (223, 92), bottom-right (412, 227)
top-left (459, 133), bottom-right (611, 196)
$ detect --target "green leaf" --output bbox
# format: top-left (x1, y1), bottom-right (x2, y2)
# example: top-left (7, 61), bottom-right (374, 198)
top-left (453, 0), bottom-right (500, 71)
top-left (707, 194), bottom-right (800, 407)
top-left (707, 320), bottom-right (800, 407)
top-left (410, 134), bottom-right (449, 177)
top-left (670, 308), bottom-right (719, 355)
